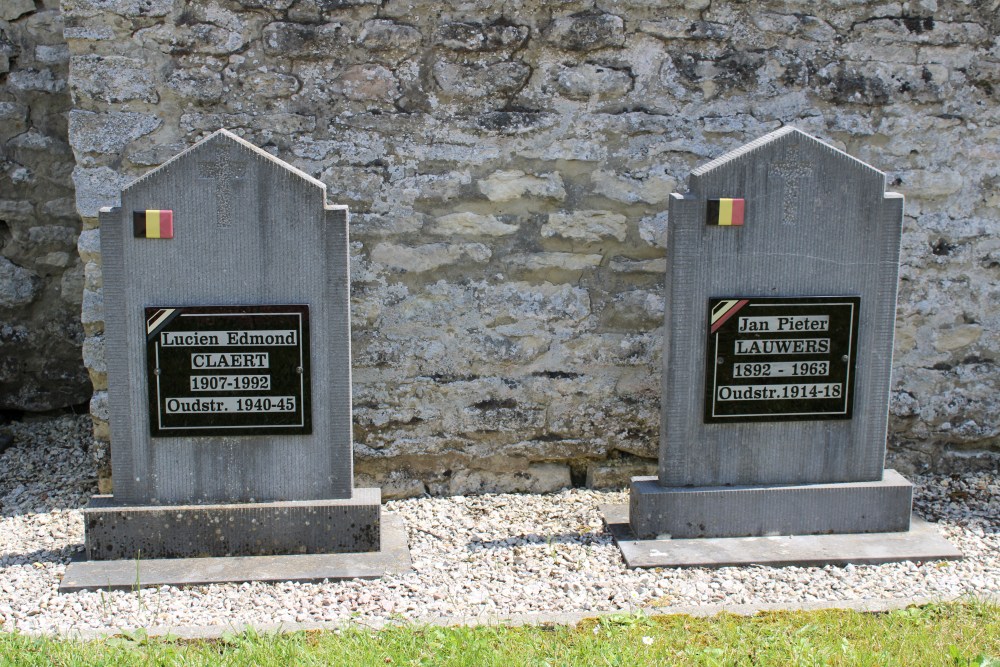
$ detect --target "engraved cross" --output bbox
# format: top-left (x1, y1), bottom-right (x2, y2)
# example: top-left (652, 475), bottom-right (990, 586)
top-left (198, 148), bottom-right (248, 229)
top-left (769, 145), bottom-right (815, 225)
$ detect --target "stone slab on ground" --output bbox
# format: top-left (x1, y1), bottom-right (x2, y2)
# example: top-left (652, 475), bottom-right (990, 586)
top-left (604, 504), bottom-right (963, 569)
top-left (629, 469), bottom-right (914, 539)
top-left (83, 489), bottom-right (382, 560)
top-left (60, 514), bottom-right (410, 592)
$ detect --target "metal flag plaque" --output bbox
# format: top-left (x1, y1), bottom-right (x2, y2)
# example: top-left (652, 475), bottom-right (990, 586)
top-left (145, 305), bottom-right (311, 437)
top-left (705, 296), bottom-right (860, 423)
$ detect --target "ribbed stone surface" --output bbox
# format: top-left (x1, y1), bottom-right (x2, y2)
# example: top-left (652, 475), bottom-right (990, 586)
top-left (101, 131), bottom-right (354, 505)
top-left (658, 128), bottom-right (903, 487)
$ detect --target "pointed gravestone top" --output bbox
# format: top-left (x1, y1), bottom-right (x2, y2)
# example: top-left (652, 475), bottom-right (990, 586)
top-left (60, 130), bottom-right (416, 590)
top-left (691, 126), bottom-right (886, 231)
top-left (656, 127), bottom-right (904, 490)
top-left (622, 126), bottom-right (919, 545)
top-left (101, 129), bottom-right (354, 507)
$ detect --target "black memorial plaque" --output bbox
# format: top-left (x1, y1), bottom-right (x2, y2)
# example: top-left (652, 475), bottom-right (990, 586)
top-left (145, 305), bottom-right (311, 437)
top-left (705, 296), bottom-right (860, 423)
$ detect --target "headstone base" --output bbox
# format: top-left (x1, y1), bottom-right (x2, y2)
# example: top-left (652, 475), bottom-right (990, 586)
top-left (604, 504), bottom-right (962, 568)
top-left (83, 488), bottom-right (382, 560)
top-left (629, 469), bottom-right (913, 539)
top-left (61, 514), bottom-right (410, 592)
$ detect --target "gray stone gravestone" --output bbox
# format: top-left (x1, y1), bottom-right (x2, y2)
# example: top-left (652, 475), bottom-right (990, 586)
top-left (61, 130), bottom-right (409, 591)
top-left (606, 127), bottom-right (961, 567)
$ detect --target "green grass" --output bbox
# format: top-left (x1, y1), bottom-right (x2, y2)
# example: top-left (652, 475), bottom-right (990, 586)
top-left (0, 600), bottom-right (997, 666)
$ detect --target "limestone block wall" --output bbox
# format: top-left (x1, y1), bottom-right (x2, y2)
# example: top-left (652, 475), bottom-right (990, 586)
top-left (61, 0), bottom-right (999, 495)
top-left (0, 0), bottom-right (89, 412)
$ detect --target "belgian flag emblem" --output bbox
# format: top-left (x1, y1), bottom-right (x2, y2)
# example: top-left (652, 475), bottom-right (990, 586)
top-left (706, 198), bottom-right (745, 226)
top-left (133, 210), bottom-right (174, 239)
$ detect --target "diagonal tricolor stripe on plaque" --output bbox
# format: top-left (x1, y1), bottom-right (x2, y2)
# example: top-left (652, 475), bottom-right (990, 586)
top-left (146, 308), bottom-right (176, 335)
top-left (710, 299), bottom-right (749, 334)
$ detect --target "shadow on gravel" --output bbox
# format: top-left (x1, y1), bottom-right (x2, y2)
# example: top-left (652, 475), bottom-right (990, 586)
top-left (467, 532), bottom-right (611, 551)
top-left (0, 414), bottom-right (99, 518)
top-left (0, 495), bottom-right (93, 519)
top-left (0, 545), bottom-right (83, 567)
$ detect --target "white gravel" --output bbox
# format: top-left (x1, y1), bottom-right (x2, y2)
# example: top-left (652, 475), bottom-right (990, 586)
top-left (1, 415), bottom-right (997, 635)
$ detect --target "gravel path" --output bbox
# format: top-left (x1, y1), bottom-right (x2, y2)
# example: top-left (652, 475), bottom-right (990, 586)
top-left (1, 415), bottom-right (997, 635)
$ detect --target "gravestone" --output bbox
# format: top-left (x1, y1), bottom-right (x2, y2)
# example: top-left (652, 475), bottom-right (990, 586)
top-left (606, 127), bottom-right (960, 567)
top-left (62, 130), bottom-right (409, 591)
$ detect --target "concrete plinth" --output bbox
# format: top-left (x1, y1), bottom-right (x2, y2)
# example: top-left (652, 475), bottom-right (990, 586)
top-left (83, 488), bottom-right (382, 560)
top-left (61, 514), bottom-right (410, 592)
top-left (604, 504), bottom-right (962, 568)
top-left (629, 469), bottom-right (913, 539)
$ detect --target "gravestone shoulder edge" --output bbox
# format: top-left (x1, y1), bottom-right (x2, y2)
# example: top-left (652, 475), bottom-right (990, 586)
top-left (324, 205), bottom-right (349, 229)
top-left (884, 191), bottom-right (904, 205)
top-left (878, 191), bottom-right (905, 232)
top-left (97, 206), bottom-right (120, 246)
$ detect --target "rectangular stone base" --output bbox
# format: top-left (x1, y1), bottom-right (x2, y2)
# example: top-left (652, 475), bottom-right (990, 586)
top-left (604, 504), bottom-right (962, 568)
top-left (61, 514), bottom-right (410, 592)
top-left (629, 469), bottom-right (913, 539)
top-left (83, 488), bottom-right (381, 560)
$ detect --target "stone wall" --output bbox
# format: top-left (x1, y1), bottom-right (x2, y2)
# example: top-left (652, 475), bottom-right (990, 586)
top-left (61, 0), bottom-right (999, 495)
top-left (0, 0), bottom-right (89, 413)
